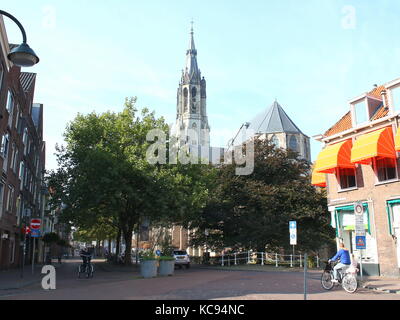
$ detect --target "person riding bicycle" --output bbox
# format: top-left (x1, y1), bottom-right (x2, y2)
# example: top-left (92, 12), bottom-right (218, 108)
top-left (79, 247), bottom-right (92, 266)
top-left (328, 242), bottom-right (351, 283)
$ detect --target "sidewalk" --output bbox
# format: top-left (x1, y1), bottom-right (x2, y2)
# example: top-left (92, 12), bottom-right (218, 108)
top-left (0, 262), bottom-right (62, 290)
top-left (198, 263), bottom-right (400, 294)
top-left (361, 276), bottom-right (400, 294)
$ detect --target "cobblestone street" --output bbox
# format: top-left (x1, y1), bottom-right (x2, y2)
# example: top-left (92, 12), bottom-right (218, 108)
top-left (1, 259), bottom-right (399, 300)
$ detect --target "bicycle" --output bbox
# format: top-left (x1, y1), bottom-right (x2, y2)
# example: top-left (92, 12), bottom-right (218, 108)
top-left (78, 254), bottom-right (94, 279)
top-left (321, 260), bottom-right (358, 293)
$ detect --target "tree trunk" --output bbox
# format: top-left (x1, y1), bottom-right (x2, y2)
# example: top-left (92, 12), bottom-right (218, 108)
top-left (115, 228), bottom-right (121, 257)
top-left (123, 227), bottom-right (133, 265)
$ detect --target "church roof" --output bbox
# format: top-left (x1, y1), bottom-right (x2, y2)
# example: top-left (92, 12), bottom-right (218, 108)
top-left (247, 101), bottom-right (304, 135)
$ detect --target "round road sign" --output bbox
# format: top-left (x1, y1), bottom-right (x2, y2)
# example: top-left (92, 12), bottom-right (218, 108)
top-left (30, 219), bottom-right (41, 230)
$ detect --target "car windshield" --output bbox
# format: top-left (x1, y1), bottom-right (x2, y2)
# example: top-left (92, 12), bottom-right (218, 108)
top-left (174, 251), bottom-right (187, 255)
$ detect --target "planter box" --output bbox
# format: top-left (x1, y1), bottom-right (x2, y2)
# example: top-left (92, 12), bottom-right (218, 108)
top-left (159, 259), bottom-right (175, 276)
top-left (140, 259), bottom-right (158, 278)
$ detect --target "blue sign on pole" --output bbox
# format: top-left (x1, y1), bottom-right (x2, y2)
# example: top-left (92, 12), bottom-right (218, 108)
top-left (31, 229), bottom-right (41, 238)
top-left (289, 221), bottom-right (297, 229)
top-left (355, 236), bottom-right (366, 249)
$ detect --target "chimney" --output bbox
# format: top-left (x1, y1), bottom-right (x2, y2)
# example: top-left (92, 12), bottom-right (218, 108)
top-left (381, 89), bottom-right (387, 108)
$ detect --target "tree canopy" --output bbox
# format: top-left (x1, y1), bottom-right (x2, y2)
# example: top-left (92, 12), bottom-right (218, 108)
top-left (189, 138), bottom-right (335, 253)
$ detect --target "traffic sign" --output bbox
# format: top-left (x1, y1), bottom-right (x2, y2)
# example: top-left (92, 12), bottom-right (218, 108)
top-left (356, 235), bottom-right (366, 249)
top-left (354, 202), bottom-right (365, 236)
top-left (354, 202), bottom-right (364, 216)
top-left (289, 221), bottom-right (297, 245)
top-left (31, 229), bottom-right (41, 238)
top-left (30, 219), bottom-right (41, 230)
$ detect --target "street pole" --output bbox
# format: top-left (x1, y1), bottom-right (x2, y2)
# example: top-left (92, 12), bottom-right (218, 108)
top-left (304, 253), bottom-right (308, 300)
top-left (359, 250), bottom-right (363, 281)
top-left (32, 237), bottom-right (35, 274)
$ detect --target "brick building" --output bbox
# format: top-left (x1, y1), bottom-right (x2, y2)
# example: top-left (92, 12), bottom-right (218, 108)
top-left (313, 80), bottom-right (400, 277)
top-left (0, 16), bottom-right (46, 270)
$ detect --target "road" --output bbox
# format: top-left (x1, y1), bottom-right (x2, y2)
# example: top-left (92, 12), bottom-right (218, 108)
top-left (1, 259), bottom-right (399, 300)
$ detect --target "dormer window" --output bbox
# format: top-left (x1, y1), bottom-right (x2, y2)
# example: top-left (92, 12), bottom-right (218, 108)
top-left (389, 85), bottom-right (400, 113)
top-left (354, 100), bottom-right (368, 125)
top-left (352, 95), bottom-right (383, 127)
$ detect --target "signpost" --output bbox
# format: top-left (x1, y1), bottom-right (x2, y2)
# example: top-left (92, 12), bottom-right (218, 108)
top-left (30, 219), bottom-right (41, 274)
top-left (289, 221), bottom-right (297, 261)
top-left (354, 202), bottom-right (365, 280)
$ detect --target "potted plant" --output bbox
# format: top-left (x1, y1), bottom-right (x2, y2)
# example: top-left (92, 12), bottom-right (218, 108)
top-left (139, 250), bottom-right (157, 278)
top-left (158, 242), bottom-right (175, 276)
top-left (158, 255), bottom-right (175, 276)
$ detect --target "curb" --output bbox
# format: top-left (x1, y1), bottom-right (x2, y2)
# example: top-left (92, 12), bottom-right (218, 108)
top-left (0, 279), bottom-right (40, 291)
top-left (362, 284), bottom-right (400, 294)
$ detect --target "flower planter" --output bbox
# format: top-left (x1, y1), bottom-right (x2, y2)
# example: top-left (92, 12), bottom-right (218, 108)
top-left (140, 259), bottom-right (158, 278)
top-left (159, 259), bottom-right (175, 276)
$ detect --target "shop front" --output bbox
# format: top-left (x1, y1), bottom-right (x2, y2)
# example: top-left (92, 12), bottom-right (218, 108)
top-left (330, 202), bottom-right (380, 276)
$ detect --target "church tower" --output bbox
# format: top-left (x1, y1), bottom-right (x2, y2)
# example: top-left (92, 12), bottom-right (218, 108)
top-left (174, 24), bottom-right (210, 157)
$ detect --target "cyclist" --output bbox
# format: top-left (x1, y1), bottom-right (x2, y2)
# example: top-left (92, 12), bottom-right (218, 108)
top-left (328, 242), bottom-right (351, 283)
top-left (79, 247), bottom-right (92, 268)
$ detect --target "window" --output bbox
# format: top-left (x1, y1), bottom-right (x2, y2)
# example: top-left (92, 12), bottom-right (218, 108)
top-left (19, 161), bottom-right (25, 190)
top-left (354, 100), bottom-right (368, 125)
top-left (271, 135), bottom-right (280, 148)
top-left (13, 150), bottom-right (19, 174)
top-left (15, 105), bottom-right (20, 129)
top-left (183, 88), bottom-right (188, 112)
top-left (6, 185), bottom-right (14, 212)
top-left (338, 168), bottom-right (356, 190)
top-left (1, 133), bottom-right (10, 172)
top-left (375, 158), bottom-right (397, 182)
top-left (289, 135), bottom-right (298, 151)
top-left (391, 86), bottom-right (400, 113)
top-left (0, 62), bottom-right (4, 91)
top-left (6, 90), bottom-right (14, 114)
top-left (191, 87), bottom-right (197, 101)
top-left (0, 183), bottom-right (4, 217)
top-left (23, 128), bottom-right (28, 155)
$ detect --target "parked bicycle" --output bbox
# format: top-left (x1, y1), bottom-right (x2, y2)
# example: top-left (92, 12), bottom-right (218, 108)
top-left (321, 260), bottom-right (358, 293)
top-left (78, 252), bottom-right (94, 279)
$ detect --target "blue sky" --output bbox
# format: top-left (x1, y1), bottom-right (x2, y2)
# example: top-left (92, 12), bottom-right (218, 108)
top-left (3, 0), bottom-right (400, 170)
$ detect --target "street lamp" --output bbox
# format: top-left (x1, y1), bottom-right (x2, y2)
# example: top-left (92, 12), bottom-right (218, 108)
top-left (0, 10), bottom-right (39, 67)
top-left (227, 122), bottom-right (251, 152)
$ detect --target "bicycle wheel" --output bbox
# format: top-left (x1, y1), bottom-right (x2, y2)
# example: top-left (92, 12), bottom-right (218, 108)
top-left (321, 271), bottom-right (334, 290)
top-left (342, 274), bottom-right (358, 293)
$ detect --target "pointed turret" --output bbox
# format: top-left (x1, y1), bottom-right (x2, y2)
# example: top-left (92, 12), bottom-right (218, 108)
top-left (183, 23), bottom-right (201, 84)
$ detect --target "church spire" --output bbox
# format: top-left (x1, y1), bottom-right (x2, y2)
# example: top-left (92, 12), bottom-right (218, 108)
top-left (184, 21), bottom-right (200, 83)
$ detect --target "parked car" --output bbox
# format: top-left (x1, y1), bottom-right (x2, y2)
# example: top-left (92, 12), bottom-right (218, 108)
top-left (173, 250), bottom-right (190, 269)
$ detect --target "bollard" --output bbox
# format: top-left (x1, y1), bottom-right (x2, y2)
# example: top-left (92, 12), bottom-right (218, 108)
top-left (316, 255), bottom-right (320, 268)
top-left (234, 253), bottom-right (237, 265)
top-left (247, 251), bottom-right (250, 264)
top-left (290, 254), bottom-right (293, 268)
top-left (261, 252), bottom-right (264, 266)
top-left (275, 253), bottom-right (278, 267)
top-left (222, 253), bottom-right (224, 266)
top-left (299, 254), bottom-right (302, 268)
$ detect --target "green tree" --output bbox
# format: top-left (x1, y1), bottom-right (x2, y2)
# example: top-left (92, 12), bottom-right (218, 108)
top-left (48, 97), bottom-right (213, 264)
top-left (189, 139), bottom-right (335, 253)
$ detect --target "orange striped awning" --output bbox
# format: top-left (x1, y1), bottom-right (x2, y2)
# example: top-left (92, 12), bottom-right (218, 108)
top-left (351, 127), bottom-right (396, 165)
top-left (314, 139), bottom-right (354, 174)
top-left (311, 169), bottom-right (326, 187)
top-left (395, 127), bottom-right (400, 151)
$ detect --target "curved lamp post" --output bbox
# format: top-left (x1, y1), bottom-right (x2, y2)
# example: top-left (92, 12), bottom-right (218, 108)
top-left (0, 10), bottom-right (39, 67)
